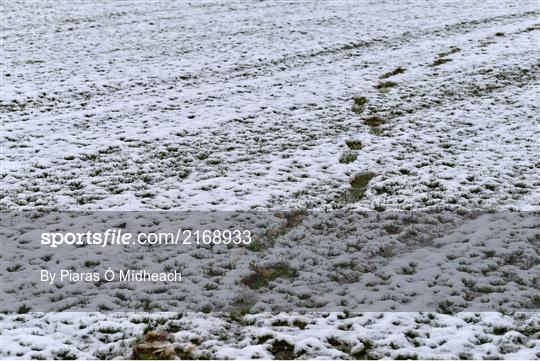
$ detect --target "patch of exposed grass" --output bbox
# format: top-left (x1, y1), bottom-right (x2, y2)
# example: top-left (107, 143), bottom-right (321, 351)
top-left (384, 224), bottom-right (402, 235)
top-left (346, 172), bottom-right (377, 201)
top-left (351, 339), bottom-right (373, 359)
top-left (352, 96), bottom-right (368, 114)
top-left (241, 263), bottom-right (298, 290)
top-left (379, 66), bottom-right (406, 79)
top-left (256, 334), bottom-right (274, 344)
top-left (17, 304), bottom-right (31, 314)
top-left (363, 116), bottom-right (385, 127)
top-left (396, 354), bottom-right (418, 360)
top-left (98, 327), bottom-right (122, 334)
top-left (7, 264), bottom-right (23, 272)
top-left (52, 350), bottom-right (77, 360)
top-left (438, 46), bottom-right (461, 58)
top-left (370, 127), bottom-right (386, 136)
top-left (132, 332), bottom-right (176, 360)
top-left (269, 340), bottom-right (295, 360)
top-left (228, 294), bottom-right (255, 322)
top-left (345, 140), bottom-right (363, 150)
top-left (196, 152), bottom-right (209, 160)
top-left (432, 58), bottom-right (452, 67)
top-left (375, 81), bottom-right (398, 91)
top-left (272, 319), bottom-right (289, 327)
top-left (327, 336), bottom-right (353, 353)
top-left (523, 24), bottom-right (540, 32)
top-left (246, 239), bottom-right (266, 252)
top-left (292, 319), bottom-right (308, 330)
top-left (437, 300), bottom-right (458, 314)
top-left (492, 326), bottom-right (509, 336)
top-left (84, 260), bottom-right (100, 268)
top-left (350, 172), bottom-right (376, 189)
top-left (263, 210), bottom-right (308, 243)
top-left (339, 151), bottom-right (358, 164)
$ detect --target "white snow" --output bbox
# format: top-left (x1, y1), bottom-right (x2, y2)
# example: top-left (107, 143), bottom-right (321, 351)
top-left (1, 0), bottom-right (539, 359)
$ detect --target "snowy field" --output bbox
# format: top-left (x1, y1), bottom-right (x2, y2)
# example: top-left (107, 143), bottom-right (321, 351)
top-left (1, 0), bottom-right (539, 359)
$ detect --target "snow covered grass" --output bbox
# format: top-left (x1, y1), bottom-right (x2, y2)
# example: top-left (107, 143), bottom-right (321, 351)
top-left (2, 312), bottom-right (538, 360)
top-left (3, 0), bottom-right (539, 212)
top-left (1, 0), bottom-right (539, 359)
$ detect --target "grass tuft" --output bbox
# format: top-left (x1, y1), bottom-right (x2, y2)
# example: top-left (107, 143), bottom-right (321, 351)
top-left (241, 263), bottom-right (298, 290)
top-left (345, 140), bottom-right (363, 150)
top-left (343, 172), bottom-right (377, 202)
top-left (438, 46), bottom-right (461, 58)
top-left (352, 96), bottom-right (368, 114)
top-left (339, 151), bottom-right (358, 164)
top-left (375, 81), bottom-right (398, 91)
top-left (363, 116), bottom-right (386, 127)
top-left (379, 66), bottom-right (406, 79)
top-left (432, 58), bottom-right (452, 67)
